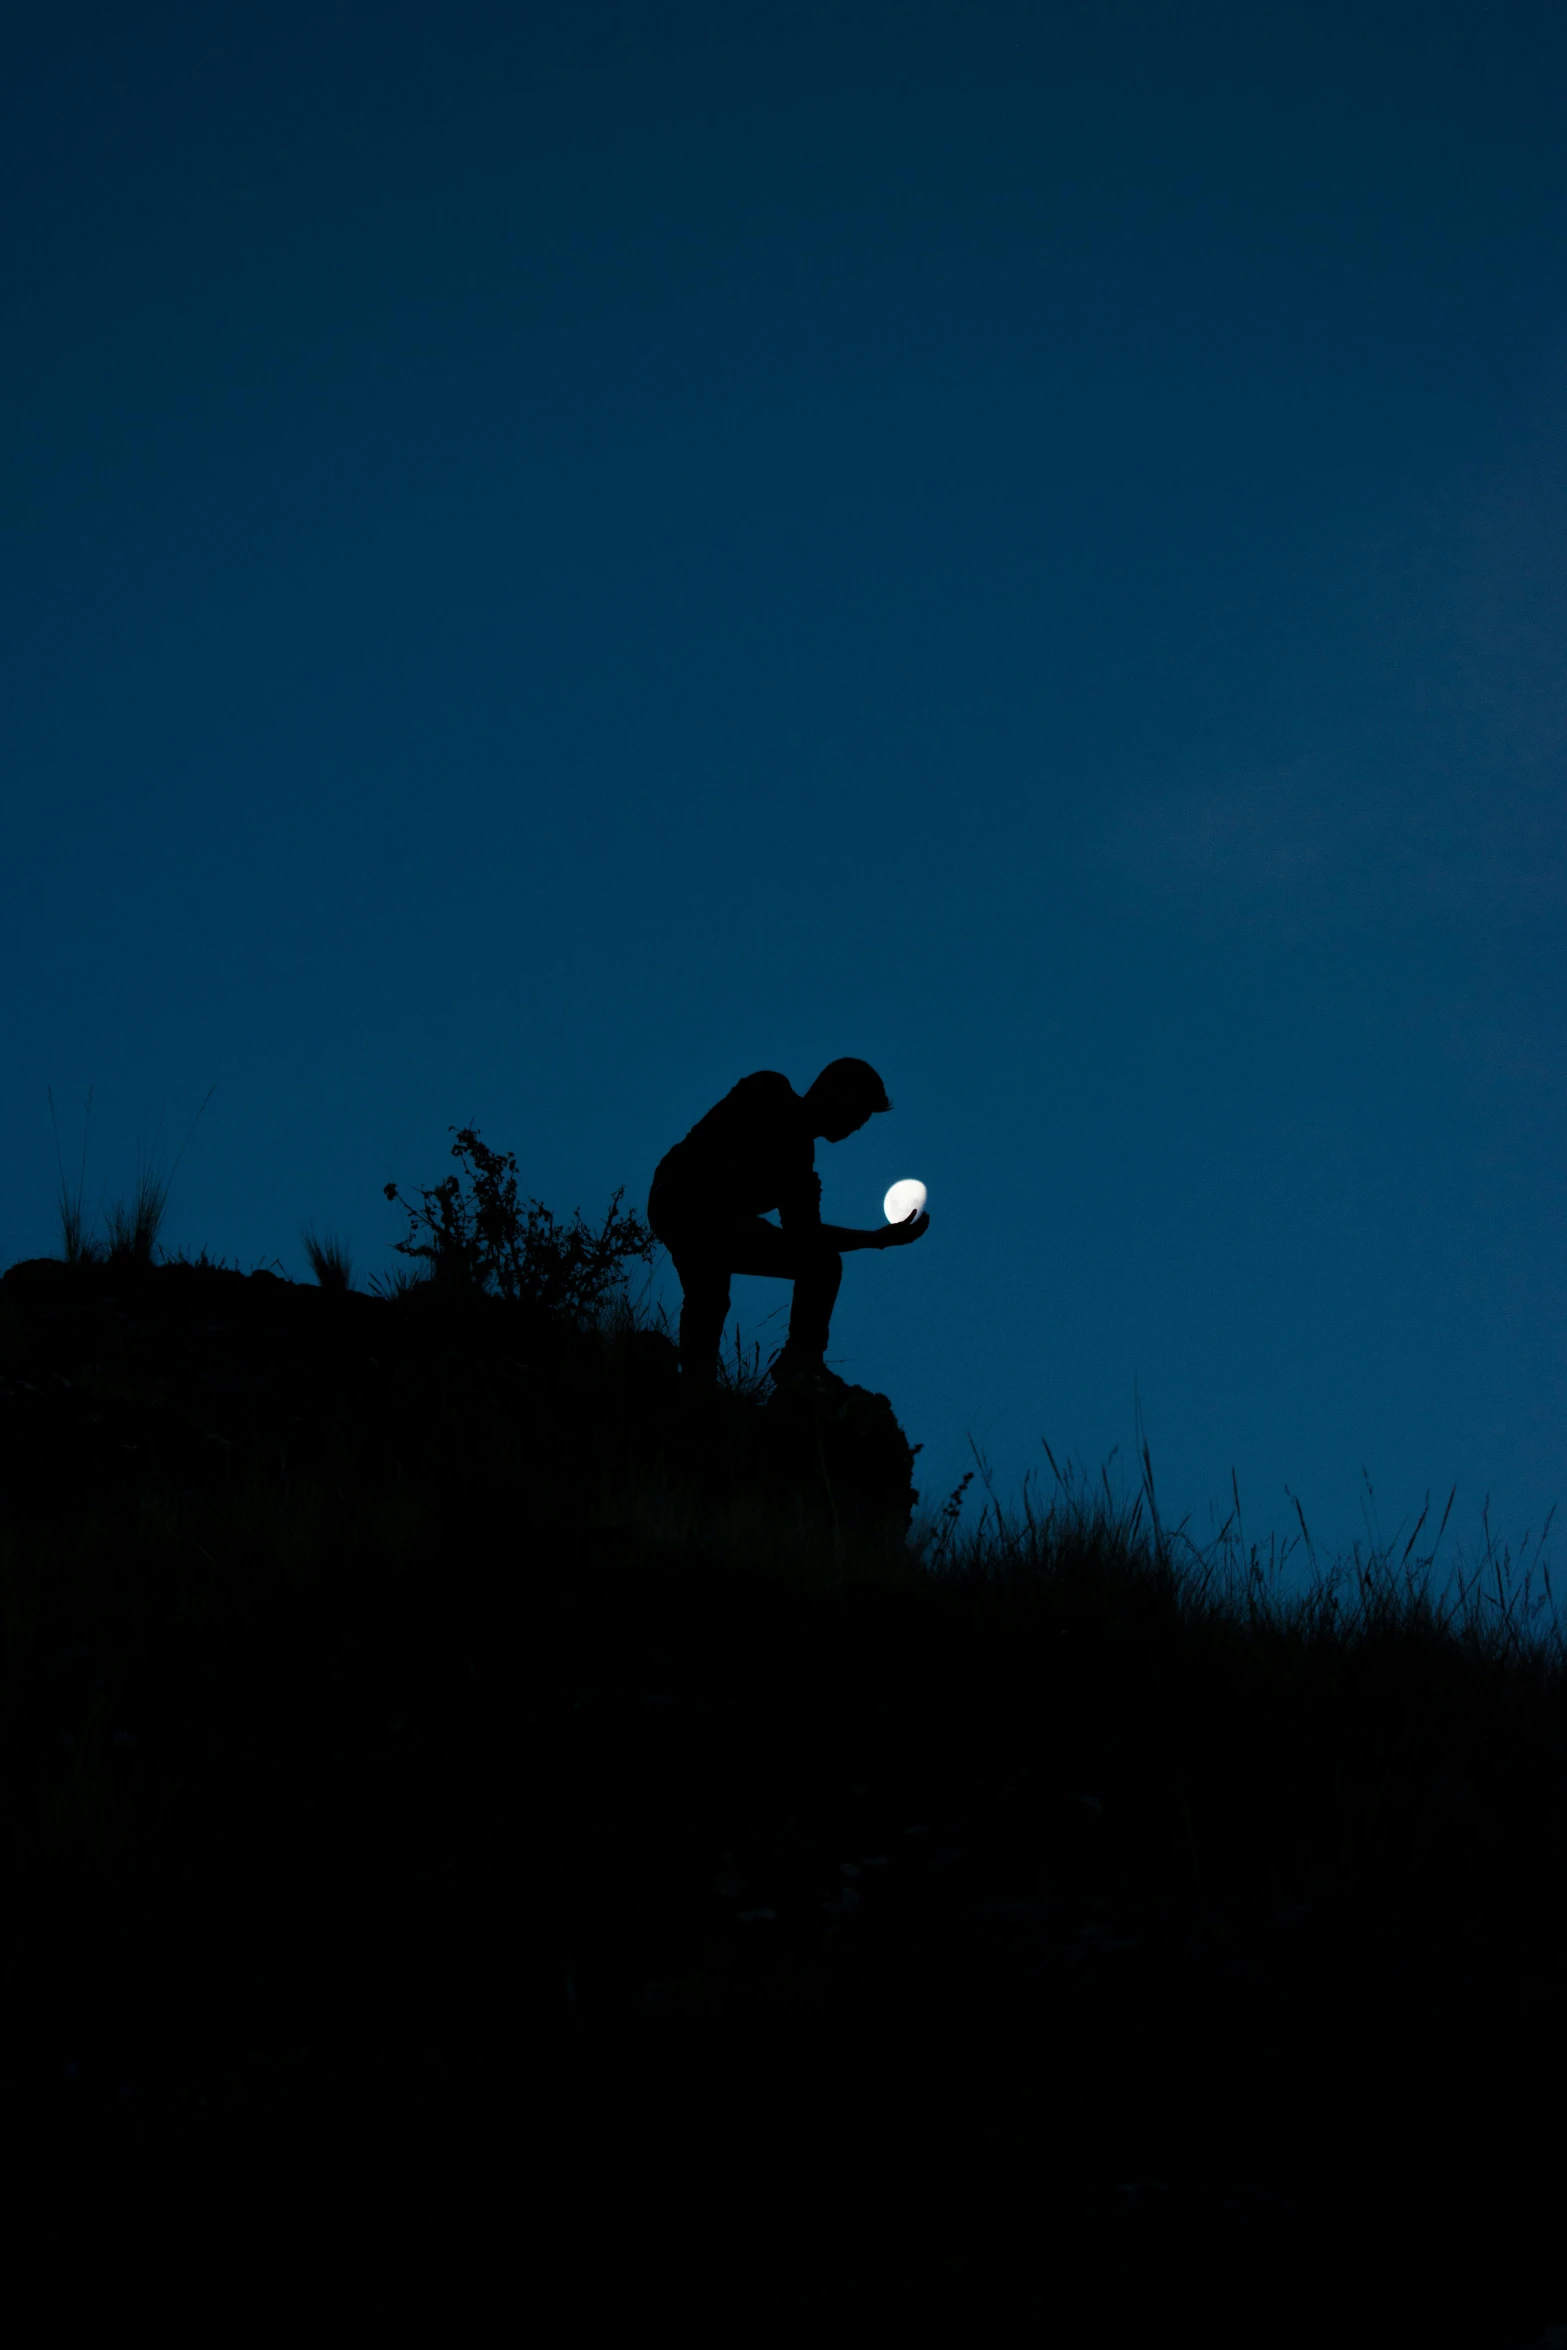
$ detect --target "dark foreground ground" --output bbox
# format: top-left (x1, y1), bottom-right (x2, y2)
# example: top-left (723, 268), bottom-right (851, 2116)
top-left (2, 1257), bottom-right (1564, 2341)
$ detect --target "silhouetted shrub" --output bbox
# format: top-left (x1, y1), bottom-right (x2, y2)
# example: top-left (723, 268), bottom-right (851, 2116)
top-left (383, 1125), bottom-right (655, 1328)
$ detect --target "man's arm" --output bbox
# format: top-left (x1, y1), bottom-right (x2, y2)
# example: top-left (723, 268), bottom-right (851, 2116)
top-left (779, 1172), bottom-right (888, 1252)
top-left (818, 1213), bottom-right (929, 1252)
top-left (778, 1157), bottom-right (928, 1252)
top-left (817, 1222), bottom-right (886, 1254)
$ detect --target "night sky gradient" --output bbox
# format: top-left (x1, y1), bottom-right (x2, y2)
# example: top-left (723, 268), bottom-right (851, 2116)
top-left (6, 1), bottom-right (1565, 1604)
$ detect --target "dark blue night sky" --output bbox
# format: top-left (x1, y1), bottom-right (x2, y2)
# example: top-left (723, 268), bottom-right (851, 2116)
top-left (6, 1), bottom-right (1564, 1601)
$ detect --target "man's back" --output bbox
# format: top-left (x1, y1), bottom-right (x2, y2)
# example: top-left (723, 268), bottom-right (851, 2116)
top-left (652, 1071), bottom-right (818, 1223)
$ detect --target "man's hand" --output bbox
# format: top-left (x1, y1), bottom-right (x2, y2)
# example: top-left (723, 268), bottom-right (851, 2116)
top-left (879, 1208), bottom-right (930, 1248)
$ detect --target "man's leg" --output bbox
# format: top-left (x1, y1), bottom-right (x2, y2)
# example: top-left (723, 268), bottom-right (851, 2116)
top-left (654, 1209), bottom-right (844, 1387)
top-left (781, 1238), bottom-right (843, 1361)
top-left (649, 1192), bottom-right (733, 1387)
top-left (718, 1221), bottom-right (844, 1376)
top-left (671, 1278), bottom-right (728, 1381)
top-left (671, 1259), bottom-right (730, 1387)
top-left (721, 1222), bottom-right (846, 1388)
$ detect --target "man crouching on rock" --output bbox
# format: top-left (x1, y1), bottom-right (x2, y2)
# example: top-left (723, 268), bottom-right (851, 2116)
top-left (647, 1058), bottom-right (930, 1397)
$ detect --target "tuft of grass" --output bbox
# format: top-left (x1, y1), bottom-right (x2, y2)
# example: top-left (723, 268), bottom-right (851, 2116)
top-left (577, 1281), bottom-right (1567, 1673)
top-left (367, 1262), bottom-right (433, 1300)
top-left (47, 1086), bottom-right (105, 1264)
top-left (717, 1307), bottom-right (788, 1402)
top-left (106, 1163), bottom-right (173, 1265)
top-left (162, 1245), bottom-right (241, 1271)
top-left (300, 1225), bottom-right (354, 1293)
top-left (916, 1424), bottom-right (1566, 1684)
top-left (54, 1090), bottom-right (217, 1278)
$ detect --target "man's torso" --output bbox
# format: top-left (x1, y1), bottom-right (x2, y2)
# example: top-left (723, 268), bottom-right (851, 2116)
top-left (653, 1071), bottom-right (818, 1222)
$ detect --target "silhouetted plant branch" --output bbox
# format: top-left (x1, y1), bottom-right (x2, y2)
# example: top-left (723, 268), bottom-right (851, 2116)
top-left (382, 1125), bottom-right (655, 1327)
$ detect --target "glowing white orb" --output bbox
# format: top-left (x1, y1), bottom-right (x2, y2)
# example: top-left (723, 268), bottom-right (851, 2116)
top-left (883, 1178), bottom-right (927, 1224)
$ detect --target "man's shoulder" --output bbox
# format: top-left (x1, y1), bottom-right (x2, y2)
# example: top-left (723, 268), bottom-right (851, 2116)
top-left (731, 1072), bottom-right (809, 1131)
top-left (673, 1071), bottom-right (799, 1153)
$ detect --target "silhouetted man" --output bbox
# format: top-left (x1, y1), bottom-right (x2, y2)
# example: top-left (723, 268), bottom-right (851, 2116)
top-left (648, 1058), bottom-right (930, 1394)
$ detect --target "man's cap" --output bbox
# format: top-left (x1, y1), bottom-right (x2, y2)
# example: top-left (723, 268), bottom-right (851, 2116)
top-left (813, 1058), bottom-right (891, 1111)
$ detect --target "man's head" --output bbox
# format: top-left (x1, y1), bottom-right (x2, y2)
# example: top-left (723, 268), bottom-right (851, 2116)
top-left (803, 1058), bottom-right (892, 1143)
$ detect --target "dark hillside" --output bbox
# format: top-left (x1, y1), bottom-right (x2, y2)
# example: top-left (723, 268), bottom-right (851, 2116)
top-left (1, 1254), bottom-right (1563, 2341)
